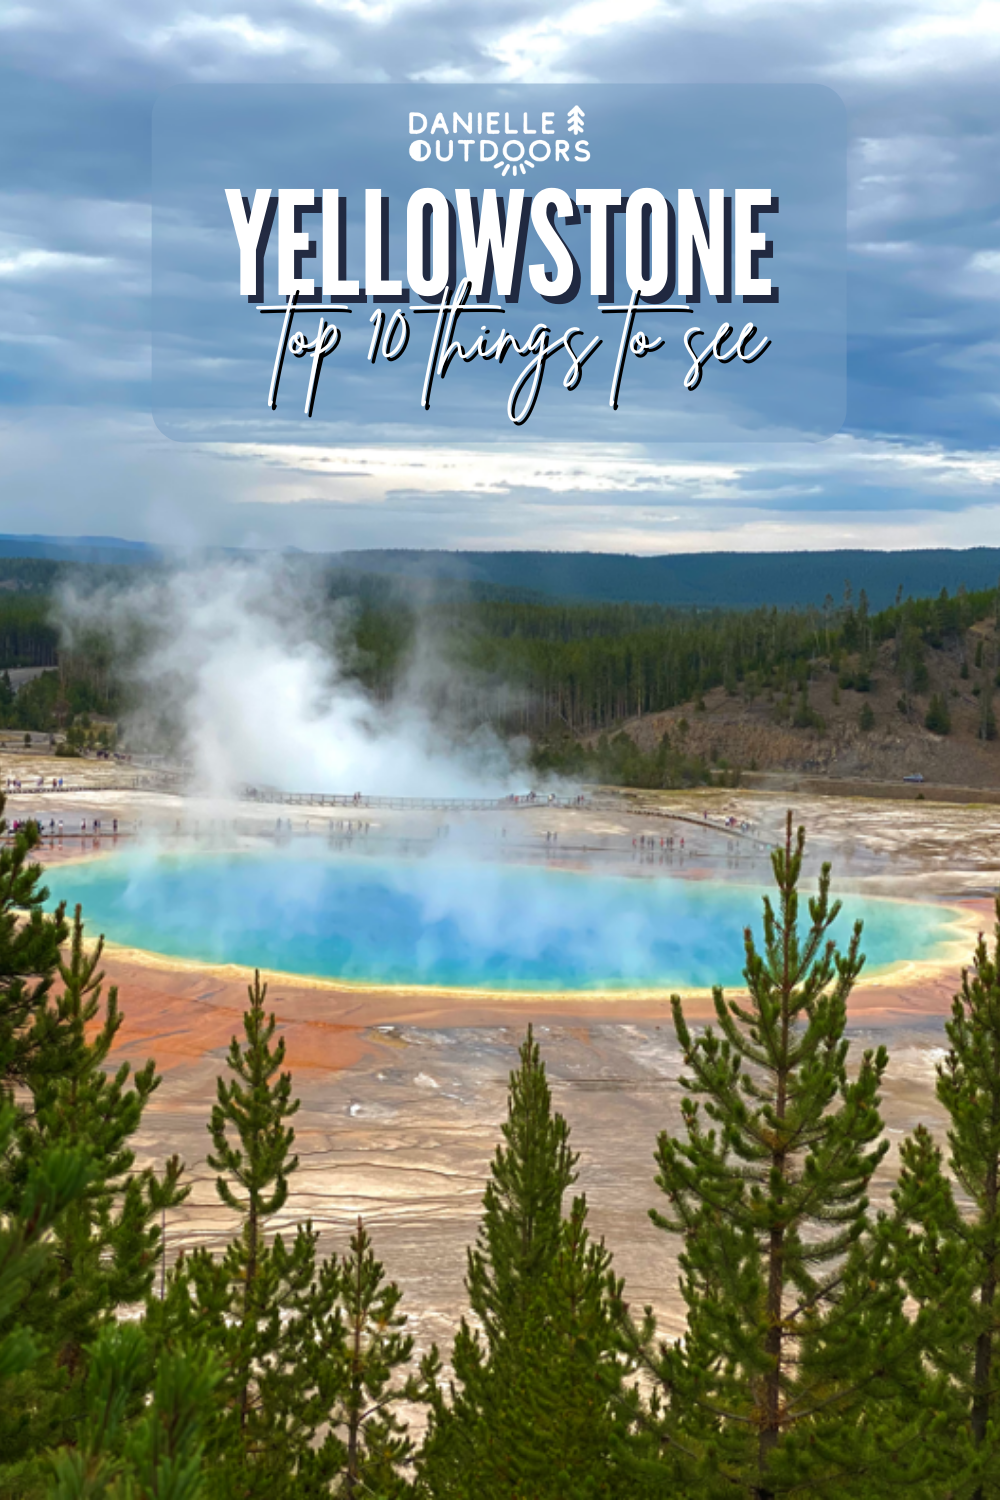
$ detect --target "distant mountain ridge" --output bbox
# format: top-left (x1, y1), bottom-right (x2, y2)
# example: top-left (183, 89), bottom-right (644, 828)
top-left (2, 536), bottom-right (1000, 610)
top-left (0, 535), bottom-right (162, 566)
top-left (330, 548), bottom-right (1000, 610)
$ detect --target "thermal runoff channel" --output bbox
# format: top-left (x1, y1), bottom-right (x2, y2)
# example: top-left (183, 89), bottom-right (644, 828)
top-left (48, 850), bottom-right (962, 992)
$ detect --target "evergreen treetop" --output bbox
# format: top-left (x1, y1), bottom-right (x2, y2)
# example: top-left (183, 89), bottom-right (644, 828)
top-left (335, 1216), bottom-right (423, 1499)
top-left (207, 970), bottom-right (299, 1230)
top-left (466, 1026), bottom-right (577, 1348)
top-left (0, 798), bottom-right (183, 1493)
top-left (159, 973), bottom-right (421, 1499)
top-left (890, 897), bottom-right (1000, 1498)
top-left (645, 812), bottom-right (910, 1498)
top-left (0, 814), bottom-right (69, 1091)
top-left (422, 1027), bottom-right (629, 1500)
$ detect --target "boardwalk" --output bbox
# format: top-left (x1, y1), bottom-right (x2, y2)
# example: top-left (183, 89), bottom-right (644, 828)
top-left (4, 775), bottom-right (181, 795)
top-left (239, 788), bottom-right (583, 813)
top-left (241, 788), bottom-right (762, 843)
top-left (3, 777), bottom-right (763, 845)
top-left (621, 804), bottom-right (761, 844)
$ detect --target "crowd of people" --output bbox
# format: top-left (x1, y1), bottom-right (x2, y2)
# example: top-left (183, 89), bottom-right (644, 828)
top-left (5, 815), bottom-right (121, 839)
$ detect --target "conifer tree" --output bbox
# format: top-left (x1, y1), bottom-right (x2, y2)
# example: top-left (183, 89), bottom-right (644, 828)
top-left (0, 1104), bottom-right (89, 1389)
top-left (334, 1217), bottom-right (422, 1498)
top-left (46, 1323), bottom-right (220, 1500)
top-left (640, 814), bottom-right (914, 1499)
top-left (884, 1126), bottom-right (973, 1495)
top-left (891, 897), bottom-right (1000, 1497)
top-left (0, 817), bottom-right (87, 1404)
top-left (0, 814), bottom-right (71, 1090)
top-left (30, 918), bottom-right (183, 1315)
top-left (942, 904), bottom-right (1000, 1484)
top-left (160, 973), bottom-right (421, 1499)
top-left (2, 911), bottom-right (185, 1483)
top-left (0, 802), bottom-right (181, 1491)
top-left (160, 971), bottom-right (332, 1496)
top-left (421, 1027), bottom-right (628, 1499)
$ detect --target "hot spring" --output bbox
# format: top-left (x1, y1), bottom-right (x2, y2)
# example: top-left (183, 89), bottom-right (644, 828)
top-left (46, 847), bottom-right (968, 993)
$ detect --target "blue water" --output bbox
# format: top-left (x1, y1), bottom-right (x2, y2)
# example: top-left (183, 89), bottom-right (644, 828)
top-left (46, 849), bottom-right (963, 992)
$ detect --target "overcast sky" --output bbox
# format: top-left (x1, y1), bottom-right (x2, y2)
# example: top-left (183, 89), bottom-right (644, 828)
top-left (1, 0), bottom-right (998, 555)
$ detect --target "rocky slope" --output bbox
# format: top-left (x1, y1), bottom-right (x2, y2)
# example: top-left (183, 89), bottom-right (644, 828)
top-left (602, 625), bottom-right (1000, 790)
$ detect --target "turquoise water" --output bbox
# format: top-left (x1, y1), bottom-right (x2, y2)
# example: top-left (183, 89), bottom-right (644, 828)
top-left (46, 849), bottom-right (964, 992)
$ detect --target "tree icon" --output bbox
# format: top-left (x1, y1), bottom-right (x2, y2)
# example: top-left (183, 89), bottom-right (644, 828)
top-left (567, 105), bottom-right (585, 135)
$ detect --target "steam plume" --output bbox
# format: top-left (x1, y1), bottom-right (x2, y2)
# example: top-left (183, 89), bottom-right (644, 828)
top-left (55, 559), bottom-right (527, 799)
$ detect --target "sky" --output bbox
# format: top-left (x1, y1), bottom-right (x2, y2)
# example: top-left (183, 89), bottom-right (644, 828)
top-left (0, 0), bottom-right (998, 556)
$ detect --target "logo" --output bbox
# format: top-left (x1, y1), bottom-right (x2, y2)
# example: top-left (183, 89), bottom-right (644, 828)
top-left (407, 106), bottom-right (590, 171)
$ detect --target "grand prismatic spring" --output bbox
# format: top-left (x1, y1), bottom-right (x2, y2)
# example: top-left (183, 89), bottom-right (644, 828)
top-left (12, 783), bottom-right (997, 1357)
top-left (47, 845), bottom-right (968, 993)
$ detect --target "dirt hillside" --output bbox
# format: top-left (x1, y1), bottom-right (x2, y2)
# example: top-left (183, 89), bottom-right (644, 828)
top-left (601, 621), bottom-right (1000, 791)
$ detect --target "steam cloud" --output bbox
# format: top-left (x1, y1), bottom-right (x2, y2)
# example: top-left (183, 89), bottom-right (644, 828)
top-left (55, 559), bottom-right (530, 799)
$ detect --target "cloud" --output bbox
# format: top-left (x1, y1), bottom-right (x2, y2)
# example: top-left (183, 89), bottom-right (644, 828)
top-left (2, 408), bottom-right (999, 558)
top-left (0, 248), bottom-right (115, 279)
top-left (205, 433), bottom-right (1000, 503)
top-left (479, 0), bottom-right (668, 79)
top-left (828, 0), bottom-right (1000, 79)
top-left (0, 0), bottom-right (998, 550)
top-left (972, 250), bottom-right (1000, 271)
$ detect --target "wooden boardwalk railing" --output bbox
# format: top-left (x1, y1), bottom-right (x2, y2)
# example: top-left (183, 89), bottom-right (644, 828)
top-left (2, 779), bottom-right (764, 844)
top-left (238, 788), bottom-right (583, 812)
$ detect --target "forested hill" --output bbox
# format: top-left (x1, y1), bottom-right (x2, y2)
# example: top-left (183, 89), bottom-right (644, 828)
top-left (0, 535), bottom-right (160, 566)
top-left (331, 547), bottom-right (1000, 610)
top-left (2, 544), bottom-right (1000, 790)
top-left (4, 536), bottom-right (1000, 610)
